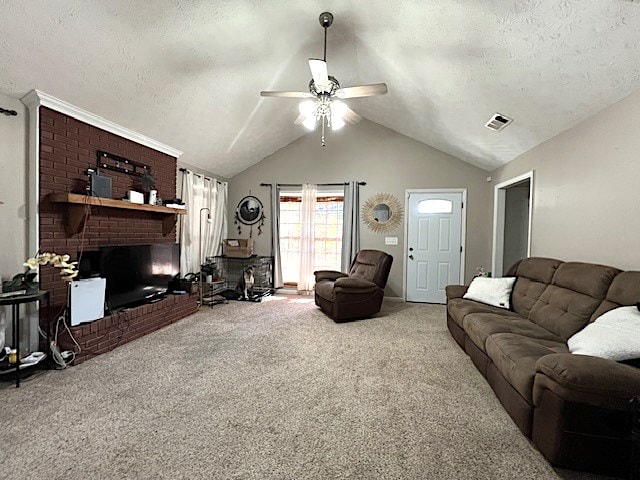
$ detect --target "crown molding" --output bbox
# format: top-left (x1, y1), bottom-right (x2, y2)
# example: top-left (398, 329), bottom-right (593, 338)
top-left (20, 89), bottom-right (183, 158)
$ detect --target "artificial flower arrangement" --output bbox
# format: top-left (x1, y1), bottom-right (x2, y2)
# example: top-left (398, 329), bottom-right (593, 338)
top-left (2, 252), bottom-right (79, 294)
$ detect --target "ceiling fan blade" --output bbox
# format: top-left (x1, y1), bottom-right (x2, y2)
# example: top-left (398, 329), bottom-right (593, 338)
top-left (309, 58), bottom-right (330, 90)
top-left (343, 106), bottom-right (361, 124)
top-left (260, 90), bottom-right (313, 98)
top-left (336, 83), bottom-right (388, 98)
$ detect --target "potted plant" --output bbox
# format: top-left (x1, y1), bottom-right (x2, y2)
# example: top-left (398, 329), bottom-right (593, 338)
top-left (2, 253), bottom-right (79, 294)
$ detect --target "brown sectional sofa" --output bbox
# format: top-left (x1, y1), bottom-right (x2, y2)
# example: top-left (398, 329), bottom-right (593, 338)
top-left (446, 257), bottom-right (640, 477)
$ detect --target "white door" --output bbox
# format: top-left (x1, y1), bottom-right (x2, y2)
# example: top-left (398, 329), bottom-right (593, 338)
top-left (406, 192), bottom-right (464, 303)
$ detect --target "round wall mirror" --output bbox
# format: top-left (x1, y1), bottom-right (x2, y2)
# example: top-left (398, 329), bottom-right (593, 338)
top-left (372, 204), bottom-right (391, 223)
top-left (362, 193), bottom-right (403, 233)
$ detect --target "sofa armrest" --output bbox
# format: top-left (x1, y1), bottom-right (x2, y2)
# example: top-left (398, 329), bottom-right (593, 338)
top-left (445, 285), bottom-right (468, 301)
top-left (533, 353), bottom-right (640, 410)
top-left (314, 270), bottom-right (348, 282)
top-left (334, 276), bottom-right (378, 293)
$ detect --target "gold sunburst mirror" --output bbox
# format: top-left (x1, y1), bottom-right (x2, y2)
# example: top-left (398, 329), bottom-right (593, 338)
top-left (361, 193), bottom-right (403, 233)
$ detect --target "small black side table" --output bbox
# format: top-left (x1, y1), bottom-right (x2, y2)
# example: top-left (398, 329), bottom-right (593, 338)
top-left (0, 290), bottom-right (50, 388)
top-left (632, 396), bottom-right (640, 480)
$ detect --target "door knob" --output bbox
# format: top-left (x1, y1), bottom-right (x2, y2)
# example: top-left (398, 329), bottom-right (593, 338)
top-left (409, 254), bottom-right (414, 260)
top-left (409, 247), bottom-right (414, 252)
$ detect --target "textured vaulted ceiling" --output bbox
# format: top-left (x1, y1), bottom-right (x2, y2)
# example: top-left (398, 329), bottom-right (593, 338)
top-left (1, 1), bottom-right (640, 177)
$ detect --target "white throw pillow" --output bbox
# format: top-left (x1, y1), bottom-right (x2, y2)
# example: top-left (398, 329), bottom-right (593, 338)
top-left (568, 306), bottom-right (640, 361)
top-left (462, 277), bottom-right (516, 309)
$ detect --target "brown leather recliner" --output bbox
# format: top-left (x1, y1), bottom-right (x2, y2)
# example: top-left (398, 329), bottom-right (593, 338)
top-left (314, 249), bottom-right (393, 322)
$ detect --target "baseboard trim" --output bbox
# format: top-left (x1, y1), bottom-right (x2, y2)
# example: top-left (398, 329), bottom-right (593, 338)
top-left (277, 290), bottom-right (403, 302)
top-left (384, 296), bottom-right (404, 302)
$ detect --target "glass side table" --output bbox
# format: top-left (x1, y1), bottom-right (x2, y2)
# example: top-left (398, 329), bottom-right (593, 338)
top-left (0, 290), bottom-right (50, 388)
top-left (632, 396), bottom-right (640, 480)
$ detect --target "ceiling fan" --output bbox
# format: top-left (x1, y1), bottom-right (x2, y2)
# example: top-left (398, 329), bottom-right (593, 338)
top-left (260, 12), bottom-right (388, 146)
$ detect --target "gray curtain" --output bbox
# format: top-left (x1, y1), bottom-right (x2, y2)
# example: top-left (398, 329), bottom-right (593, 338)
top-left (341, 181), bottom-right (360, 272)
top-left (270, 183), bottom-right (283, 288)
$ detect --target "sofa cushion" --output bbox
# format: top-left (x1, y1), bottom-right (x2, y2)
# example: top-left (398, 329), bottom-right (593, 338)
top-left (528, 262), bottom-right (620, 341)
top-left (511, 277), bottom-right (551, 320)
top-left (447, 297), bottom-right (519, 328)
top-left (553, 262), bottom-right (621, 298)
top-left (511, 258), bottom-right (563, 318)
top-left (591, 271), bottom-right (640, 321)
top-left (464, 313), bottom-right (562, 353)
top-left (485, 333), bottom-right (569, 403)
top-left (515, 257), bottom-right (563, 284)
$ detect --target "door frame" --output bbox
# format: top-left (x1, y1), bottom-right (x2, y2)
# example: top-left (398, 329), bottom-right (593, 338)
top-left (403, 188), bottom-right (467, 301)
top-left (491, 171), bottom-right (534, 277)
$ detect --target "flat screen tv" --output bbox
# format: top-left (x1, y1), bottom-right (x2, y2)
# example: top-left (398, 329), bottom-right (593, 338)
top-left (98, 244), bottom-right (180, 311)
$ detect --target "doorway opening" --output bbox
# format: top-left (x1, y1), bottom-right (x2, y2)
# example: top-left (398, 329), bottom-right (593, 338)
top-left (492, 171), bottom-right (533, 277)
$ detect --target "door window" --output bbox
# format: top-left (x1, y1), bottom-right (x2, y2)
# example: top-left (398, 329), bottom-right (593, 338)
top-left (417, 199), bottom-right (453, 214)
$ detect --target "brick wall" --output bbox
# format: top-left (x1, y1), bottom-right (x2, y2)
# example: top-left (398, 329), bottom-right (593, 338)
top-left (57, 294), bottom-right (198, 365)
top-left (38, 106), bottom-right (197, 363)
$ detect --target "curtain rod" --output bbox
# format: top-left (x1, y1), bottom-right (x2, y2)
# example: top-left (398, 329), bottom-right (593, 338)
top-left (0, 107), bottom-right (18, 117)
top-left (179, 167), bottom-right (223, 184)
top-left (259, 182), bottom-right (366, 187)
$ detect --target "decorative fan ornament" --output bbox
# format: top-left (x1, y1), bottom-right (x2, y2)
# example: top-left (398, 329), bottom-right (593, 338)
top-left (234, 195), bottom-right (265, 237)
top-left (260, 12), bottom-right (388, 146)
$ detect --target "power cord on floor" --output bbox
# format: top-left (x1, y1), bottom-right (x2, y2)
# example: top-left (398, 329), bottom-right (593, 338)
top-left (39, 313), bottom-right (81, 369)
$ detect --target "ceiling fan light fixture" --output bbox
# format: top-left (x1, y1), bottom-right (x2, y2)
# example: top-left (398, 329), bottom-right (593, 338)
top-left (302, 116), bottom-right (317, 131)
top-left (331, 116), bottom-right (345, 131)
top-left (331, 100), bottom-right (348, 119)
top-left (260, 11), bottom-right (387, 146)
top-left (299, 100), bottom-right (316, 117)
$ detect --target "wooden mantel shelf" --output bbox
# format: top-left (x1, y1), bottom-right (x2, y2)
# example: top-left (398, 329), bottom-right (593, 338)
top-left (47, 193), bottom-right (186, 236)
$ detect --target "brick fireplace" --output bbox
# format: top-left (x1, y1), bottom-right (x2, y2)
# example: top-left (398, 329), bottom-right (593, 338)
top-left (37, 106), bottom-right (197, 364)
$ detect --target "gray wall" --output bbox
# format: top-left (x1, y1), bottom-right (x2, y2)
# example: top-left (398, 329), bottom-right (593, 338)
top-left (228, 119), bottom-right (493, 297)
top-left (0, 93), bottom-right (29, 349)
top-left (491, 89), bottom-right (640, 271)
top-left (0, 93), bottom-right (28, 284)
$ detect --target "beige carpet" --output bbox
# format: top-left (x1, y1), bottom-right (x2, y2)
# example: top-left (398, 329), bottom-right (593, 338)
top-left (0, 296), bottom-right (611, 479)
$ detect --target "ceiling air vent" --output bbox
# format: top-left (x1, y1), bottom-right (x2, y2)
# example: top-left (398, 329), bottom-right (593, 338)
top-left (485, 113), bottom-right (513, 132)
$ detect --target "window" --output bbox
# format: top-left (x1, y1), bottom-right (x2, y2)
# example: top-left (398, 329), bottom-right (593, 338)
top-left (279, 192), bottom-right (343, 285)
top-left (418, 199), bottom-right (453, 214)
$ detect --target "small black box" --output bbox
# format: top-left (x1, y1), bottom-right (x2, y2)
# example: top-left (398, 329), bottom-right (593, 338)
top-left (90, 172), bottom-right (112, 198)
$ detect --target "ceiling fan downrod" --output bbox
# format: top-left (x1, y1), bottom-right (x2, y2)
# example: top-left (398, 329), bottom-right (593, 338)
top-left (319, 12), bottom-right (333, 62)
top-left (319, 11), bottom-right (333, 146)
